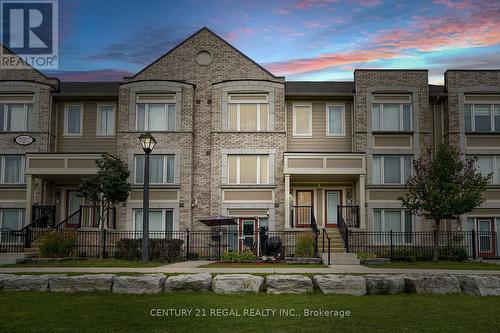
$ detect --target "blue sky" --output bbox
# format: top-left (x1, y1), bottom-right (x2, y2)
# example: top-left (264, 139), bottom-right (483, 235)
top-left (43, 0), bottom-right (500, 84)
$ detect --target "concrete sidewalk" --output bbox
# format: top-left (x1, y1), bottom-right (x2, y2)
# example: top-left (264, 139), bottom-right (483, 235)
top-left (1, 261), bottom-right (499, 275)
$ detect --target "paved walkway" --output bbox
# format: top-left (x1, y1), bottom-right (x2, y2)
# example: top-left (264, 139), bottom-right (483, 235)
top-left (1, 261), bottom-right (499, 275)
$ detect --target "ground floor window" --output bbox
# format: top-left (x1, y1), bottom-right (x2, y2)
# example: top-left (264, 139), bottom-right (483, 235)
top-left (0, 208), bottom-right (24, 243)
top-left (373, 209), bottom-right (413, 243)
top-left (133, 209), bottom-right (173, 237)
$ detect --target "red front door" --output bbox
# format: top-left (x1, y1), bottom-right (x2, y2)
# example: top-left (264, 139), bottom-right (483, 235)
top-left (295, 190), bottom-right (313, 227)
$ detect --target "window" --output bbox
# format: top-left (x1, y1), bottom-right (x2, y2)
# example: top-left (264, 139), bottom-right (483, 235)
top-left (228, 155), bottom-right (269, 184)
top-left (372, 103), bottom-right (412, 131)
top-left (292, 103), bottom-right (312, 137)
top-left (373, 209), bottom-right (413, 243)
top-left (133, 209), bottom-right (173, 237)
top-left (0, 155), bottom-right (24, 184)
top-left (228, 94), bottom-right (269, 131)
top-left (464, 104), bottom-right (500, 132)
top-left (474, 155), bottom-right (500, 184)
top-left (0, 209), bottom-right (24, 243)
top-left (372, 155), bottom-right (412, 184)
top-left (0, 101), bottom-right (33, 132)
top-left (136, 95), bottom-right (176, 131)
top-left (97, 105), bottom-right (115, 136)
top-left (326, 104), bottom-right (345, 136)
top-left (64, 105), bottom-right (83, 136)
top-left (134, 155), bottom-right (175, 184)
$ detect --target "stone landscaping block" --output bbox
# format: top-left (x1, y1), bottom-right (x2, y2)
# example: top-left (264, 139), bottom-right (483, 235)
top-left (458, 275), bottom-right (500, 296)
top-left (165, 273), bottom-right (212, 292)
top-left (0, 274), bottom-right (15, 289)
top-left (266, 275), bottom-right (313, 294)
top-left (113, 274), bottom-right (166, 294)
top-left (404, 275), bottom-right (461, 294)
top-left (313, 274), bottom-right (366, 296)
top-left (212, 274), bottom-right (264, 294)
top-left (365, 274), bottom-right (405, 295)
top-left (2, 274), bottom-right (54, 292)
top-left (49, 274), bottom-right (115, 292)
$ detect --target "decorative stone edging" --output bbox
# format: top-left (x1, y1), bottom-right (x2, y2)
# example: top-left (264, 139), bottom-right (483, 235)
top-left (0, 273), bottom-right (499, 296)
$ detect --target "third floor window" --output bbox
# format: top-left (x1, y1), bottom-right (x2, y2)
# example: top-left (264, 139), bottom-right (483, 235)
top-left (228, 94), bottom-right (269, 131)
top-left (136, 94), bottom-right (176, 131)
top-left (464, 104), bottom-right (500, 133)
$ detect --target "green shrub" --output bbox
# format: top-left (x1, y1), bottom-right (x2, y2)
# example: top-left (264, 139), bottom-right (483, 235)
top-left (115, 238), bottom-right (184, 262)
top-left (186, 252), bottom-right (200, 260)
top-left (221, 250), bottom-right (256, 263)
top-left (439, 246), bottom-right (468, 261)
top-left (294, 233), bottom-right (315, 258)
top-left (357, 252), bottom-right (377, 263)
top-left (39, 233), bottom-right (76, 258)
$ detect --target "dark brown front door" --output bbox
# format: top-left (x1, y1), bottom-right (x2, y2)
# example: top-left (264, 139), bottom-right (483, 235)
top-left (295, 190), bottom-right (313, 227)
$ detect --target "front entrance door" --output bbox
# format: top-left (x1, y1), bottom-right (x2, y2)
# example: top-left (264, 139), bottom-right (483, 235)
top-left (477, 218), bottom-right (495, 257)
top-left (65, 190), bottom-right (83, 226)
top-left (325, 190), bottom-right (341, 227)
top-left (295, 190), bottom-right (313, 227)
top-left (239, 218), bottom-right (257, 252)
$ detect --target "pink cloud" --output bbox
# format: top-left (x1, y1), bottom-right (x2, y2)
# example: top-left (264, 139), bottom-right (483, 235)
top-left (224, 28), bottom-right (253, 42)
top-left (348, 0), bottom-right (382, 7)
top-left (276, 7), bottom-right (291, 15)
top-left (433, 0), bottom-right (473, 9)
top-left (295, 0), bottom-right (338, 10)
top-left (302, 20), bottom-right (328, 29)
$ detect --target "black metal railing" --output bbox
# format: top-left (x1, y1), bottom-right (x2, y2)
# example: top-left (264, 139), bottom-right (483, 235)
top-left (292, 205), bottom-right (313, 228)
top-left (322, 229), bottom-right (331, 265)
top-left (338, 205), bottom-right (360, 228)
top-left (0, 229), bottom-right (25, 252)
top-left (349, 230), bottom-right (499, 261)
top-left (32, 205), bottom-right (56, 228)
top-left (18, 207), bottom-right (57, 249)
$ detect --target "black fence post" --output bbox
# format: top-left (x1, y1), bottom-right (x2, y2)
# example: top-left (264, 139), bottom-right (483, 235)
top-left (218, 228), bottom-right (221, 261)
top-left (185, 229), bottom-right (190, 261)
top-left (390, 230), bottom-right (393, 260)
top-left (471, 229), bottom-right (476, 260)
top-left (345, 230), bottom-right (349, 253)
top-left (100, 228), bottom-right (107, 259)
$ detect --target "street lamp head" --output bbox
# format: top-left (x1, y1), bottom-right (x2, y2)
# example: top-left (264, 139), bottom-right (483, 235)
top-left (138, 132), bottom-right (157, 154)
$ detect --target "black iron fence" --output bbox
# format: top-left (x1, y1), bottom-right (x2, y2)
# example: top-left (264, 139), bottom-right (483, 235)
top-left (348, 230), bottom-right (499, 261)
top-left (0, 230), bottom-right (25, 252)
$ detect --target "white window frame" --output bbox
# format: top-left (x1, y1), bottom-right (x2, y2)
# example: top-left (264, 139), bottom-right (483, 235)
top-left (292, 102), bottom-right (312, 138)
top-left (132, 208), bottom-right (174, 237)
top-left (96, 104), bottom-right (116, 137)
top-left (134, 155), bottom-right (175, 185)
top-left (372, 155), bottom-right (412, 185)
top-left (474, 155), bottom-right (500, 184)
top-left (135, 96), bottom-right (176, 131)
top-left (64, 104), bottom-right (84, 137)
top-left (0, 97), bottom-right (34, 132)
top-left (326, 103), bottom-right (346, 137)
top-left (228, 155), bottom-right (269, 185)
top-left (0, 155), bottom-right (25, 184)
top-left (0, 208), bottom-right (25, 244)
top-left (372, 102), bottom-right (412, 131)
top-left (465, 103), bottom-right (500, 132)
top-left (373, 209), bottom-right (414, 244)
top-left (228, 94), bottom-right (269, 132)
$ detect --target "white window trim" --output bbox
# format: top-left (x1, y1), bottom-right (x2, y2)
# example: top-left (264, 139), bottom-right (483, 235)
top-left (374, 209), bottom-right (413, 243)
top-left (228, 155), bottom-right (269, 185)
top-left (132, 209), bottom-right (174, 236)
top-left (96, 104), bottom-right (116, 137)
top-left (228, 93), bottom-right (269, 132)
top-left (475, 155), bottom-right (500, 185)
top-left (466, 103), bottom-right (500, 132)
top-left (0, 208), bottom-right (25, 244)
top-left (0, 155), bottom-right (25, 184)
top-left (326, 103), bottom-right (346, 137)
top-left (0, 102), bottom-right (33, 132)
top-left (373, 155), bottom-right (411, 185)
top-left (134, 155), bottom-right (175, 185)
top-left (292, 102), bottom-right (312, 138)
top-left (372, 103), bottom-right (412, 131)
top-left (64, 104), bottom-right (84, 137)
top-left (135, 102), bottom-right (176, 131)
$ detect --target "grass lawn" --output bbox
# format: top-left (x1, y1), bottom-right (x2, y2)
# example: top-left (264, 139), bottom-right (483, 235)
top-left (1, 292), bottom-right (499, 333)
top-left (1, 259), bottom-right (166, 268)
top-left (363, 261), bottom-right (500, 270)
top-left (200, 262), bottom-right (326, 268)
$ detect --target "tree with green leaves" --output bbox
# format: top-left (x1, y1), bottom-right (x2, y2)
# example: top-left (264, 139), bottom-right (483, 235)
top-left (78, 154), bottom-right (131, 230)
top-left (400, 144), bottom-right (491, 261)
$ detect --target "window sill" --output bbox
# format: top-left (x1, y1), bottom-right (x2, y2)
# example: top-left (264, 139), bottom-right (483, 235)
top-left (95, 135), bottom-right (116, 138)
top-left (326, 134), bottom-right (346, 138)
top-left (0, 184), bottom-right (26, 188)
top-left (465, 132), bottom-right (500, 136)
top-left (292, 135), bottom-right (313, 139)
top-left (366, 184), bottom-right (405, 189)
top-left (221, 184), bottom-right (276, 189)
top-left (131, 184), bottom-right (181, 189)
top-left (372, 131), bottom-right (414, 135)
top-left (63, 134), bottom-right (84, 138)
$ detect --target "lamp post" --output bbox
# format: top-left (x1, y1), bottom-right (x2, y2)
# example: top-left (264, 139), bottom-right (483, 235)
top-left (138, 133), bottom-right (157, 262)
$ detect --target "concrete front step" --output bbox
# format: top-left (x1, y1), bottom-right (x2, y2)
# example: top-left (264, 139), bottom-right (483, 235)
top-left (321, 252), bottom-right (360, 265)
top-left (0, 252), bottom-right (35, 264)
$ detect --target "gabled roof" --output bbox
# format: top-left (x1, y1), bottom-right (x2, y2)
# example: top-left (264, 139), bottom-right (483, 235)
top-left (129, 27), bottom-right (283, 80)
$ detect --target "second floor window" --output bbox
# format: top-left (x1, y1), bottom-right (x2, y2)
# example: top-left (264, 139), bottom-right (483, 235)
top-left (0, 155), bottom-right (24, 184)
top-left (475, 155), bottom-right (500, 184)
top-left (228, 94), bottom-right (269, 131)
top-left (228, 155), bottom-right (269, 184)
top-left (134, 155), bottom-right (174, 184)
top-left (0, 102), bottom-right (33, 132)
top-left (97, 105), bottom-right (115, 136)
top-left (136, 101), bottom-right (176, 131)
top-left (464, 104), bottom-right (500, 132)
top-left (64, 105), bottom-right (83, 136)
top-left (372, 103), bottom-right (412, 131)
top-left (372, 155), bottom-right (412, 184)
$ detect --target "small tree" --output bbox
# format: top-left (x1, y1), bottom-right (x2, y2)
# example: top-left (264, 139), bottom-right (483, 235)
top-left (78, 154), bottom-right (131, 230)
top-left (400, 144), bottom-right (491, 261)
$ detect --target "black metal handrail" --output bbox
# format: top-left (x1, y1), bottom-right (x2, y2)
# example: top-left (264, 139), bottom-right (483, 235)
top-left (337, 213), bottom-right (350, 252)
top-left (18, 208), bottom-right (56, 248)
top-left (322, 229), bottom-right (331, 265)
top-left (338, 205), bottom-right (360, 228)
top-left (51, 208), bottom-right (82, 232)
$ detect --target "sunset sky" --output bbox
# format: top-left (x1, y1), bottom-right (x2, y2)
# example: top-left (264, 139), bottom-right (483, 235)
top-left (44, 0), bottom-right (500, 84)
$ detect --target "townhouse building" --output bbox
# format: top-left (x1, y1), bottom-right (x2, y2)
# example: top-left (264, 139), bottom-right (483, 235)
top-left (0, 28), bottom-right (498, 254)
